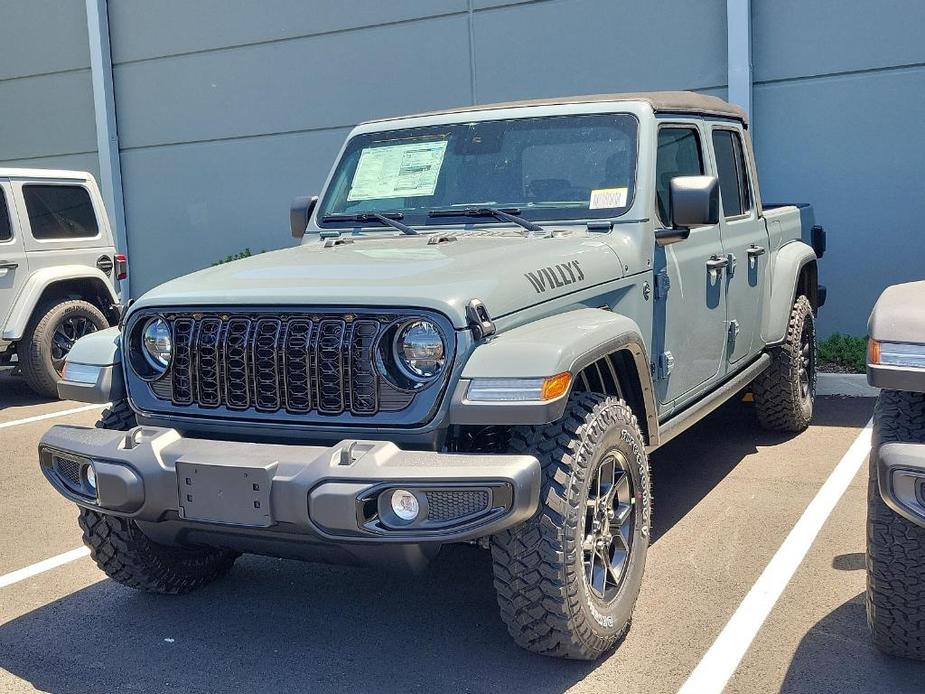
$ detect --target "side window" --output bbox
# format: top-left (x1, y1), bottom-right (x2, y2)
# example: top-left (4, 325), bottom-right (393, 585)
top-left (23, 185), bottom-right (99, 240)
top-left (0, 190), bottom-right (11, 242)
top-left (711, 129), bottom-right (752, 218)
top-left (655, 127), bottom-right (704, 226)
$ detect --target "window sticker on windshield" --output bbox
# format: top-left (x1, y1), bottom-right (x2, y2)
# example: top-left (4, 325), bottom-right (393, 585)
top-left (589, 187), bottom-right (628, 210)
top-left (347, 140), bottom-right (448, 201)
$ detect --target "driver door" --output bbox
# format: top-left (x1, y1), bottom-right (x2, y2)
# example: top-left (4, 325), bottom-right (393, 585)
top-left (651, 122), bottom-right (727, 408)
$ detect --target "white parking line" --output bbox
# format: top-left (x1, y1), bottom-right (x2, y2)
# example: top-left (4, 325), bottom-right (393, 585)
top-left (0, 547), bottom-right (90, 589)
top-left (678, 418), bottom-right (874, 694)
top-left (0, 403), bottom-right (104, 429)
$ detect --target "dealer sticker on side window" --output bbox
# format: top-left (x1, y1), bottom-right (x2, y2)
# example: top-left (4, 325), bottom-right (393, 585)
top-left (589, 187), bottom-right (628, 210)
top-left (347, 140), bottom-right (448, 201)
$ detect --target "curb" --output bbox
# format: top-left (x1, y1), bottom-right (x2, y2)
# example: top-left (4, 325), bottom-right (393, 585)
top-left (817, 372), bottom-right (879, 398)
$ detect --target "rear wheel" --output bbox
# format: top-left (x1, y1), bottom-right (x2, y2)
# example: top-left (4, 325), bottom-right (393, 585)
top-left (78, 398), bottom-right (239, 594)
top-left (753, 294), bottom-right (815, 432)
top-left (20, 299), bottom-right (108, 398)
top-left (867, 389), bottom-right (925, 659)
top-left (491, 393), bottom-right (651, 659)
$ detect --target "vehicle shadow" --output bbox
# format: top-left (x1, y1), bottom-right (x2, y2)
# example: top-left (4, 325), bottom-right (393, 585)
top-left (0, 397), bottom-right (876, 693)
top-left (779, 591), bottom-right (925, 693)
top-left (649, 396), bottom-right (873, 542)
top-left (0, 546), bottom-right (597, 694)
top-left (0, 371), bottom-right (58, 408)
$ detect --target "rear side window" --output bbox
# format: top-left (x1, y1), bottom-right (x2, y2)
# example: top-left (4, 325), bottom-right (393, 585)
top-left (0, 190), bottom-right (11, 242)
top-left (23, 185), bottom-right (99, 240)
top-left (711, 129), bottom-right (751, 218)
top-left (655, 127), bottom-right (704, 226)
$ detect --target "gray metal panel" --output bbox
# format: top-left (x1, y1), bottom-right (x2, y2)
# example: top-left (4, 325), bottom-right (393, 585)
top-left (0, 0), bottom-right (90, 80)
top-left (472, 0), bottom-right (727, 102)
top-left (753, 66), bottom-right (925, 335)
top-left (0, 70), bottom-right (97, 160)
top-left (108, 0), bottom-right (467, 63)
top-left (112, 14), bottom-right (472, 149)
top-left (120, 128), bottom-right (350, 294)
top-left (753, 0), bottom-right (925, 82)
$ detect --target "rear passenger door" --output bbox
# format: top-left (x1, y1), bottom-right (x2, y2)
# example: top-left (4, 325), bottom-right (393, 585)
top-left (13, 180), bottom-right (108, 280)
top-left (711, 126), bottom-right (769, 366)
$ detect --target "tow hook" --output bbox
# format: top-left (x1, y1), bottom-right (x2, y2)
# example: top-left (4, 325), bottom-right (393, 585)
top-left (466, 298), bottom-right (496, 341)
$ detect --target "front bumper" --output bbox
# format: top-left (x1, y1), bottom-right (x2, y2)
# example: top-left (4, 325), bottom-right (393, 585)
top-left (876, 441), bottom-right (925, 528)
top-left (39, 425), bottom-right (541, 567)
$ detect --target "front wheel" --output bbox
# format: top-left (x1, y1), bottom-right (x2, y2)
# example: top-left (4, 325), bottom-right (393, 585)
top-left (491, 393), bottom-right (651, 660)
top-left (78, 398), bottom-right (239, 594)
top-left (867, 389), bottom-right (925, 659)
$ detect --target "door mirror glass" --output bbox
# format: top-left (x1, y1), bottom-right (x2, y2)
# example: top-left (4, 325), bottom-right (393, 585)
top-left (670, 175), bottom-right (719, 229)
top-left (290, 195), bottom-right (318, 239)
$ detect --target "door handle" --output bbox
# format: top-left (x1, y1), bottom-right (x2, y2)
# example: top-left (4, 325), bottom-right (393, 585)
top-left (705, 255), bottom-right (729, 271)
top-left (0, 261), bottom-right (18, 270)
top-left (746, 245), bottom-right (766, 258)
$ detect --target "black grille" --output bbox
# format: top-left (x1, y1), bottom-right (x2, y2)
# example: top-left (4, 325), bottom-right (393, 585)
top-left (160, 312), bottom-right (410, 417)
top-left (426, 490), bottom-right (491, 522)
top-left (53, 455), bottom-right (82, 488)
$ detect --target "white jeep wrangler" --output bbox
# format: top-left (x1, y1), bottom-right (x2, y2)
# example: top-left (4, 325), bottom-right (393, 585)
top-left (0, 169), bottom-right (124, 397)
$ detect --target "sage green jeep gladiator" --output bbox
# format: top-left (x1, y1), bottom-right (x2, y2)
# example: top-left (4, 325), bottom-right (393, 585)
top-left (40, 92), bottom-right (825, 659)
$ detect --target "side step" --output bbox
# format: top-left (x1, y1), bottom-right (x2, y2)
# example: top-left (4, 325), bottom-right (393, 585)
top-left (653, 353), bottom-right (771, 450)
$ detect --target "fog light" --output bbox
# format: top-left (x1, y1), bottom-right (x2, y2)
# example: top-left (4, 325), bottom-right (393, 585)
top-left (84, 464), bottom-right (97, 492)
top-left (390, 489), bottom-right (420, 522)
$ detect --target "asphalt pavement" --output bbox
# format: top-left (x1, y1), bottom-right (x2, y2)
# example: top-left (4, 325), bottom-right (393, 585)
top-left (1, 371), bottom-right (921, 693)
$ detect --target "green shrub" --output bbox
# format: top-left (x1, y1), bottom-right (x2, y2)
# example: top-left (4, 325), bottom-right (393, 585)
top-left (212, 248), bottom-right (265, 266)
top-left (817, 332), bottom-right (867, 373)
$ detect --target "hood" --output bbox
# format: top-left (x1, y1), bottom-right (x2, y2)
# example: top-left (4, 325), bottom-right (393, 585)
top-left (133, 232), bottom-right (624, 328)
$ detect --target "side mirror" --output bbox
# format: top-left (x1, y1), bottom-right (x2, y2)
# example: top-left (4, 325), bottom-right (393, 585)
top-left (290, 195), bottom-right (318, 240)
top-left (656, 175), bottom-right (719, 245)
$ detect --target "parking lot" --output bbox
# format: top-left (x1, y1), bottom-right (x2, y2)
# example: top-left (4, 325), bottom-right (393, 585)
top-left (1, 375), bottom-right (923, 693)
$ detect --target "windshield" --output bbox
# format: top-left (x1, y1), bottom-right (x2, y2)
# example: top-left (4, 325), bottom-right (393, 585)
top-left (318, 113), bottom-right (638, 228)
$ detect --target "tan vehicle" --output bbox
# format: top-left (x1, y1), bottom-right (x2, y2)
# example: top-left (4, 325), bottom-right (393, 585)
top-left (0, 169), bottom-right (124, 397)
top-left (866, 280), bottom-right (925, 659)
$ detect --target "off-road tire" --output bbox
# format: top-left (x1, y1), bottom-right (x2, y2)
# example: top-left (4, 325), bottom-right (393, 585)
top-left (78, 509), bottom-right (238, 594)
top-left (20, 299), bottom-right (109, 398)
top-left (96, 398), bottom-right (137, 430)
top-left (754, 295), bottom-right (815, 432)
top-left (867, 389), bottom-right (925, 659)
top-left (491, 393), bottom-right (651, 660)
top-left (78, 399), bottom-right (239, 594)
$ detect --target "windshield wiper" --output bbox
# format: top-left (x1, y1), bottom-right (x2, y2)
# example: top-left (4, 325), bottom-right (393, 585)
top-left (428, 207), bottom-right (544, 233)
top-left (321, 212), bottom-right (418, 235)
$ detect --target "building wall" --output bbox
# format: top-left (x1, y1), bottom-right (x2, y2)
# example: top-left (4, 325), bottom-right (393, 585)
top-left (751, 0), bottom-right (925, 336)
top-left (0, 1), bottom-right (99, 179)
top-left (105, 0), bottom-right (726, 296)
top-left (1, 0), bottom-right (922, 335)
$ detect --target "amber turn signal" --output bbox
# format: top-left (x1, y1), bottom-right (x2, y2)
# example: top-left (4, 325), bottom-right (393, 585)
top-left (867, 339), bottom-right (880, 365)
top-left (541, 372), bottom-right (572, 401)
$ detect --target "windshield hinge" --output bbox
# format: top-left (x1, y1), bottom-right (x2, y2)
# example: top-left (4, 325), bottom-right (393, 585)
top-left (319, 229), bottom-right (341, 240)
top-left (466, 298), bottom-right (496, 341)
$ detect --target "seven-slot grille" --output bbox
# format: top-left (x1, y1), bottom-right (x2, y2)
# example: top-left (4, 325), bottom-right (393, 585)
top-left (163, 313), bottom-right (390, 416)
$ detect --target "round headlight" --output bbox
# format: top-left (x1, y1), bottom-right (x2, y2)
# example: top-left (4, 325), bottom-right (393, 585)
top-left (142, 317), bottom-right (172, 371)
top-left (395, 320), bottom-right (445, 379)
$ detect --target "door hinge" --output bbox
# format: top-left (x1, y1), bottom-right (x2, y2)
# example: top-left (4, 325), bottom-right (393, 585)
top-left (728, 320), bottom-right (740, 340)
top-left (654, 269), bottom-right (670, 300)
top-left (653, 351), bottom-right (674, 380)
